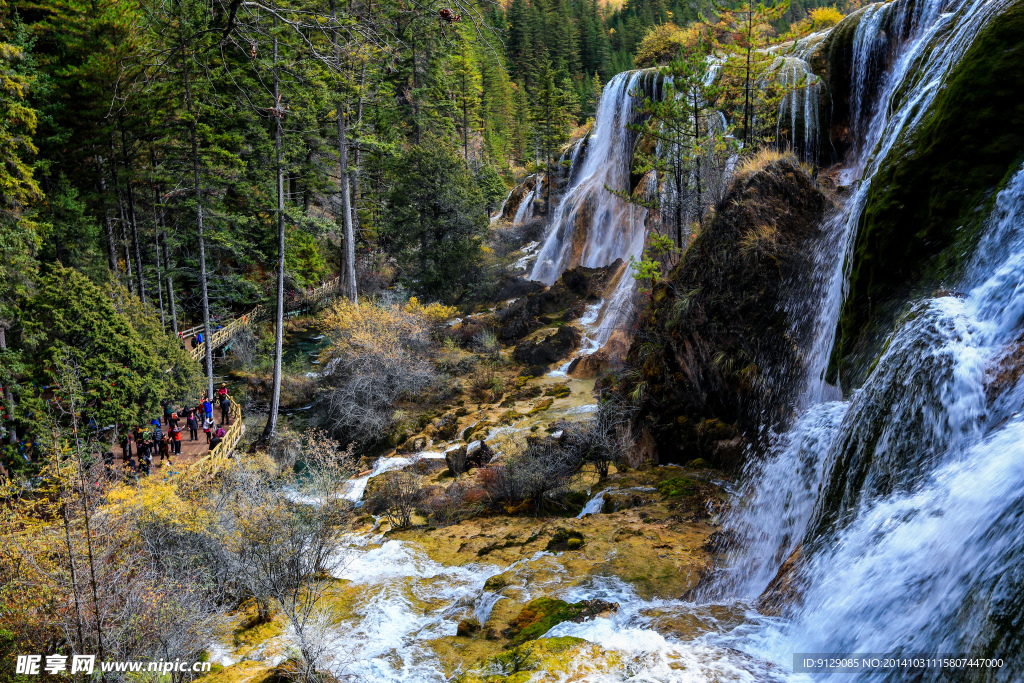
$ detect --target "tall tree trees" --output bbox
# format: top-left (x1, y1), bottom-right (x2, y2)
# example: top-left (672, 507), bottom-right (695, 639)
top-left (386, 137), bottom-right (487, 302)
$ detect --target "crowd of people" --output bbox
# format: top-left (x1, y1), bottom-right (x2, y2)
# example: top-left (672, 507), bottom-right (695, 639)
top-left (108, 384), bottom-right (235, 476)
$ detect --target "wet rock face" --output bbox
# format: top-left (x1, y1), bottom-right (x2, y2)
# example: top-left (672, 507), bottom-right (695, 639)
top-left (830, 1), bottom-right (1024, 386)
top-left (619, 158), bottom-right (831, 469)
top-left (503, 597), bottom-right (619, 645)
top-left (494, 260), bottom-right (622, 344)
top-left (513, 326), bottom-right (582, 367)
top-left (756, 545), bottom-right (804, 617)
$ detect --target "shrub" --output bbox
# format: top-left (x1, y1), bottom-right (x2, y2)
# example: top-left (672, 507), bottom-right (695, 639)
top-left (420, 480), bottom-right (485, 526)
top-left (633, 23), bottom-right (705, 68)
top-left (480, 434), bottom-right (584, 513)
top-left (313, 298), bottom-right (443, 446)
top-left (364, 470), bottom-right (424, 529)
top-left (808, 6), bottom-right (843, 28)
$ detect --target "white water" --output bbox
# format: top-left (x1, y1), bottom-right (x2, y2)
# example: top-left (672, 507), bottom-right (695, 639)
top-left (530, 70), bottom-right (652, 350)
top-left (701, 0), bottom-right (1024, 676)
top-left (341, 451), bottom-right (446, 502)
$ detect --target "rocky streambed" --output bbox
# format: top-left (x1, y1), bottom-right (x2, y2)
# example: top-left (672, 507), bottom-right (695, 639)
top-left (194, 460), bottom-right (797, 683)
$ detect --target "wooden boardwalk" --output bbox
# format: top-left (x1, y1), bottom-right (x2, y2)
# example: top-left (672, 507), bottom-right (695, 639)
top-left (117, 277), bottom-right (342, 477)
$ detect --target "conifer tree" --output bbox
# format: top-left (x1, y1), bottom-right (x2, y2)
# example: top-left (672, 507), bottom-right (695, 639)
top-left (707, 0), bottom-right (790, 148)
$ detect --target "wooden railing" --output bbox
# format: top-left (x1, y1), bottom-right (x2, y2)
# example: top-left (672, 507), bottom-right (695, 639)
top-left (188, 305), bottom-right (263, 361)
top-left (285, 277), bottom-right (342, 313)
top-left (192, 396), bottom-right (245, 474)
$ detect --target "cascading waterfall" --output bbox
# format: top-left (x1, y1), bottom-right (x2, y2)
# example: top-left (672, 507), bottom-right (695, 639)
top-left (530, 70), bottom-right (655, 349)
top-left (699, 0), bottom-right (1024, 673)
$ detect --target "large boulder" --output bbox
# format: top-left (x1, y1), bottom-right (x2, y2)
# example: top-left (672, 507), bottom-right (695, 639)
top-left (617, 156), bottom-right (831, 469)
top-left (445, 444), bottom-right (468, 476)
top-left (495, 261), bottom-right (621, 343)
top-left (513, 326), bottom-right (582, 367)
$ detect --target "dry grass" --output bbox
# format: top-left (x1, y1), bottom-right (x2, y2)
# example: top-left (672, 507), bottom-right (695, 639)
top-left (739, 224), bottom-right (780, 256)
top-left (735, 148), bottom-right (790, 179)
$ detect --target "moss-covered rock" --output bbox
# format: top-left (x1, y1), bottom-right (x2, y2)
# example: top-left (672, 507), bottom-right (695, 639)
top-left (504, 597), bottom-right (618, 645)
top-left (618, 157), bottom-right (830, 468)
top-left (455, 637), bottom-right (596, 683)
top-left (545, 528), bottom-right (585, 551)
top-left (830, 0), bottom-right (1024, 384)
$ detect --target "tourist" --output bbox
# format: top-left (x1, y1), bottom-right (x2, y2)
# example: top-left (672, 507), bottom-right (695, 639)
top-left (218, 382), bottom-right (228, 399)
top-left (203, 397), bottom-right (214, 421)
top-left (135, 438), bottom-right (150, 472)
top-left (203, 415), bottom-right (216, 442)
top-left (151, 419), bottom-right (163, 452)
top-left (186, 409), bottom-right (199, 441)
top-left (169, 423), bottom-right (182, 458)
top-left (215, 424), bottom-right (226, 439)
top-left (163, 400), bottom-right (174, 426)
top-left (209, 434), bottom-right (222, 451)
top-left (120, 432), bottom-right (132, 462)
top-left (220, 394), bottom-right (231, 424)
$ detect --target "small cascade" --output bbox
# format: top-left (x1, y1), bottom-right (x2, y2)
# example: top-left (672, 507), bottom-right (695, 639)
top-left (512, 182), bottom-right (539, 224)
top-left (774, 56), bottom-right (820, 161)
top-left (489, 188), bottom-right (514, 224)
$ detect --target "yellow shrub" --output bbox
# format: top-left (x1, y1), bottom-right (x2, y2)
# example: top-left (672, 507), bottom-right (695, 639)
top-left (633, 23), bottom-right (704, 68)
top-left (404, 296), bottom-right (459, 324)
top-left (318, 296), bottom-right (455, 364)
top-left (809, 6), bottom-right (844, 28)
top-left (105, 478), bottom-right (214, 535)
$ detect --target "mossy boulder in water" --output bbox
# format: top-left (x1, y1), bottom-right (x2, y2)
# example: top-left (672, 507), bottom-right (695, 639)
top-left (456, 637), bottom-right (604, 683)
top-left (830, 1), bottom-right (1024, 385)
top-left (619, 157), bottom-right (830, 468)
top-left (504, 597), bottom-right (619, 645)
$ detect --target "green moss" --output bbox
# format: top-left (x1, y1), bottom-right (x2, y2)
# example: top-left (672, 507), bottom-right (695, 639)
top-left (544, 384), bottom-right (571, 398)
top-left (527, 398), bottom-right (555, 415)
top-left (506, 599), bottom-right (592, 645)
top-left (457, 637), bottom-right (588, 682)
top-left (832, 2), bottom-right (1024, 383)
top-left (656, 477), bottom-right (698, 497)
top-left (545, 528), bottom-right (585, 551)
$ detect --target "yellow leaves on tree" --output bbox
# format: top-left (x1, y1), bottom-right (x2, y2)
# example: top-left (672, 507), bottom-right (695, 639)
top-left (104, 478), bottom-right (214, 536)
top-left (317, 296), bottom-right (455, 363)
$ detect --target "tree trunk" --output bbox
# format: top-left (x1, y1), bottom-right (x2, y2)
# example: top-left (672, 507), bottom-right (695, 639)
top-left (262, 25), bottom-right (286, 442)
top-left (154, 225), bottom-right (166, 329)
top-left (151, 154), bottom-right (166, 328)
top-left (94, 150), bottom-right (119, 274)
top-left (332, 3), bottom-right (358, 305)
top-left (182, 43), bottom-right (215, 400)
top-left (163, 233), bottom-right (179, 336)
top-left (119, 118), bottom-right (147, 302)
top-left (351, 63), bottom-right (366, 239)
top-left (109, 137), bottom-right (133, 293)
top-left (0, 325), bottom-right (16, 445)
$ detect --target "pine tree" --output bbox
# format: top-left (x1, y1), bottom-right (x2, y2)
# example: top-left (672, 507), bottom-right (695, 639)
top-left (631, 36), bottom-right (733, 248)
top-left (531, 62), bottom-right (578, 208)
top-left (707, 0), bottom-right (790, 148)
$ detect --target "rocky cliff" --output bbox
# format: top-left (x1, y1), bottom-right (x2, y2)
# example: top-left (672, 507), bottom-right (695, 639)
top-left (616, 156), bottom-right (832, 469)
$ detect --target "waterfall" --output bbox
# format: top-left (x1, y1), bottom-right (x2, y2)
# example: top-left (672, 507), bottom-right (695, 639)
top-left (698, 0), bottom-right (1024, 672)
top-left (529, 70), bottom-right (655, 349)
